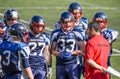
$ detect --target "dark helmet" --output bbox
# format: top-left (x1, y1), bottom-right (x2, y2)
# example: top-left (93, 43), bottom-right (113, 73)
top-left (4, 9), bottom-right (19, 20)
top-left (93, 12), bottom-right (108, 29)
top-left (68, 2), bottom-right (83, 20)
top-left (30, 15), bottom-right (46, 34)
top-left (93, 12), bottom-right (108, 21)
top-left (60, 11), bottom-right (75, 31)
top-left (60, 11), bottom-right (74, 23)
top-left (9, 22), bottom-right (28, 41)
top-left (68, 2), bottom-right (83, 12)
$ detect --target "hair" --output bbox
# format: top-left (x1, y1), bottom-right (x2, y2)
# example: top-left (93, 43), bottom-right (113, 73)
top-left (88, 21), bottom-right (101, 32)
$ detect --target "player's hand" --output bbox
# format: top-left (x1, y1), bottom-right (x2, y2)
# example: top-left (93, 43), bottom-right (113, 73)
top-left (47, 66), bottom-right (52, 79)
top-left (59, 51), bottom-right (72, 60)
top-left (99, 66), bottom-right (106, 73)
top-left (0, 71), bottom-right (4, 79)
top-left (75, 50), bottom-right (85, 57)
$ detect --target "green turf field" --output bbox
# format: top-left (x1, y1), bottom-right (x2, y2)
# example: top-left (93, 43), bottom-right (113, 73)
top-left (0, 0), bottom-right (120, 79)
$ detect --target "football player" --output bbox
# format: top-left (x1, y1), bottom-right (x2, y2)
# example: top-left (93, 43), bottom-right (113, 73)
top-left (55, 2), bottom-right (88, 33)
top-left (0, 23), bottom-right (34, 79)
top-left (3, 9), bottom-right (20, 41)
top-left (51, 11), bottom-right (85, 79)
top-left (0, 17), bottom-right (7, 79)
top-left (93, 12), bottom-right (119, 78)
top-left (68, 2), bottom-right (88, 32)
top-left (28, 15), bottom-right (52, 79)
top-left (4, 9), bottom-right (19, 27)
top-left (0, 18), bottom-right (7, 43)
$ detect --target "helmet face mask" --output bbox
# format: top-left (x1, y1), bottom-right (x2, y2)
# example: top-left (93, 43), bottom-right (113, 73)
top-left (68, 2), bottom-right (83, 21)
top-left (70, 10), bottom-right (82, 21)
top-left (60, 12), bottom-right (75, 32)
top-left (30, 22), bottom-right (45, 34)
top-left (30, 15), bottom-right (46, 34)
top-left (93, 12), bottom-right (108, 30)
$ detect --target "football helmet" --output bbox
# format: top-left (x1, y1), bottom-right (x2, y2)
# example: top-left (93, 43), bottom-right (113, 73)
top-left (9, 22), bottom-right (29, 42)
top-left (30, 15), bottom-right (46, 34)
top-left (4, 9), bottom-right (19, 20)
top-left (68, 2), bottom-right (83, 20)
top-left (93, 12), bottom-right (108, 30)
top-left (4, 9), bottom-right (19, 26)
top-left (60, 11), bottom-right (75, 32)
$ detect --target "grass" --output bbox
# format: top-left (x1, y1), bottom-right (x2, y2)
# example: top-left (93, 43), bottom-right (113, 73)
top-left (0, 0), bottom-right (120, 79)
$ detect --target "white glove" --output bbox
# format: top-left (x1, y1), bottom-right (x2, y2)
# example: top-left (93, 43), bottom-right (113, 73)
top-left (47, 66), bottom-right (52, 79)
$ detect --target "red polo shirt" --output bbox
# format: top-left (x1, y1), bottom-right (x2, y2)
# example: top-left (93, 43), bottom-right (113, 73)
top-left (85, 35), bottom-right (110, 79)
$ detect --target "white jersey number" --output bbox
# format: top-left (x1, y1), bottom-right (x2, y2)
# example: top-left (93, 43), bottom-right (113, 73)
top-left (28, 42), bottom-right (45, 56)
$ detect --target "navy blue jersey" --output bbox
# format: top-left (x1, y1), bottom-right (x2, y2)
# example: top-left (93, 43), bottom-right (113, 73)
top-left (55, 21), bottom-right (61, 29)
top-left (101, 28), bottom-right (119, 66)
top-left (28, 32), bottom-right (50, 69)
top-left (3, 27), bottom-right (12, 42)
top-left (101, 28), bottom-right (119, 43)
top-left (51, 29), bottom-right (84, 65)
top-left (74, 17), bottom-right (88, 32)
top-left (0, 41), bottom-right (30, 74)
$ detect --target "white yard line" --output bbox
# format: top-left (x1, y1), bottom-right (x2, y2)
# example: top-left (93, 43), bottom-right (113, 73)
top-left (112, 54), bottom-right (120, 56)
top-left (113, 49), bottom-right (120, 53)
top-left (0, 7), bottom-right (119, 10)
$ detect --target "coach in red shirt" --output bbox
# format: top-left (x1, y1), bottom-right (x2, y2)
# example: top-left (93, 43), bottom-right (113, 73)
top-left (85, 22), bottom-right (110, 79)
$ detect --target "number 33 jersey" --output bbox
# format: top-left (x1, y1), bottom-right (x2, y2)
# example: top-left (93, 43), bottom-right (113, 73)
top-left (28, 32), bottom-right (50, 68)
top-left (51, 29), bottom-right (84, 64)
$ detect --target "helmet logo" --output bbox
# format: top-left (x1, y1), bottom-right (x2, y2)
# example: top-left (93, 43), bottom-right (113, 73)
top-left (95, 18), bottom-right (103, 21)
top-left (12, 11), bottom-right (18, 18)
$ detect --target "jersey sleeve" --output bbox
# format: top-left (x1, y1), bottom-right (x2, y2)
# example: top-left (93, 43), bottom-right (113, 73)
top-left (44, 33), bottom-right (51, 46)
top-left (51, 29), bottom-right (59, 43)
top-left (19, 45), bottom-right (30, 68)
top-left (55, 21), bottom-right (61, 29)
top-left (110, 29), bottom-right (119, 41)
top-left (74, 30), bottom-right (84, 41)
top-left (102, 28), bottom-right (119, 42)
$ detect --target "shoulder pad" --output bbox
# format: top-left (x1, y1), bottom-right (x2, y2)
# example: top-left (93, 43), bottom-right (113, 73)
top-left (81, 17), bottom-right (88, 24)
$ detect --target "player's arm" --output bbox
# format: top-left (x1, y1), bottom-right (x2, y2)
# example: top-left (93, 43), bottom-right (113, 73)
top-left (20, 46), bottom-right (34, 79)
top-left (45, 45), bottom-right (52, 78)
top-left (86, 59), bottom-right (105, 72)
top-left (45, 45), bottom-right (52, 68)
top-left (24, 67), bottom-right (34, 79)
top-left (72, 40), bottom-right (85, 57)
top-left (51, 42), bottom-right (60, 56)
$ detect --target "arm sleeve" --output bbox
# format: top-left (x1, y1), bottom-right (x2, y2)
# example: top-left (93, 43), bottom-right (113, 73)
top-left (20, 46), bottom-right (30, 68)
top-left (85, 42), bottom-right (94, 60)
